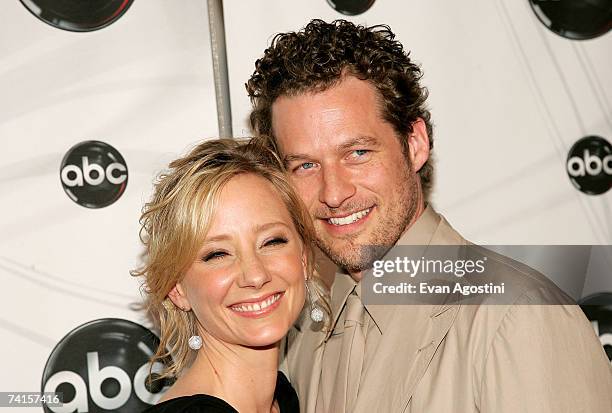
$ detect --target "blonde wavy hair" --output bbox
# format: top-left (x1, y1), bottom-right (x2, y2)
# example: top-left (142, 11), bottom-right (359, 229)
top-left (132, 138), bottom-right (330, 381)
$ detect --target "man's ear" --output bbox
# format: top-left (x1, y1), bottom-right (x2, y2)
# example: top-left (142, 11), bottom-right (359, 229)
top-left (406, 118), bottom-right (430, 173)
top-left (167, 282), bottom-right (191, 311)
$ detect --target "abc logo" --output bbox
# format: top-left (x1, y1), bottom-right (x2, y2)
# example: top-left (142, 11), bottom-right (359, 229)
top-left (42, 319), bottom-right (170, 413)
top-left (60, 141), bottom-right (128, 208)
top-left (580, 293), bottom-right (612, 365)
top-left (529, 0), bottom-right (612, 40)
top-left (327, 0), bottom-right (375, 16)
top-left (566, 136), bottom-right (611, 195)
top-left (19, 0), bottom-right (134, 32)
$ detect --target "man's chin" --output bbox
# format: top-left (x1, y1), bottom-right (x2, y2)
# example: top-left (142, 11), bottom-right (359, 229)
top-left (316, 239), bottom-right (385, 273)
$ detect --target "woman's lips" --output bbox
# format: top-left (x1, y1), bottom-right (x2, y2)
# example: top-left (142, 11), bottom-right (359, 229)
top-left (228, 292), bottom-right (284, 318)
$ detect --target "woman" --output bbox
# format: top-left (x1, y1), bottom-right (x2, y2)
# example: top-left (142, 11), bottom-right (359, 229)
top-left (133, 138), bottom-right (330, 412)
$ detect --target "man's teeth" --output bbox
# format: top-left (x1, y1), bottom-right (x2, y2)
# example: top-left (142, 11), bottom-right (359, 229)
top-left (328, 208), bottom-right (371, 226)
top-left (231, 293), bottom-right (281, 312)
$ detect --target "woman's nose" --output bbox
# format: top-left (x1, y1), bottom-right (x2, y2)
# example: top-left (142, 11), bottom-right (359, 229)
top-left (237, 254), bottom-right (271, 289)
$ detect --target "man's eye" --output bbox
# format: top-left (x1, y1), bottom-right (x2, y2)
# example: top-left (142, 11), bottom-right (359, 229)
top-left (203, 251), bottom-right (228, 261)
top-left (263, 237), bottom-right (288, 247)
top-left (346, 149), bottom-right (372, 162)
top-left (290, 160), bottom-right (318, 173)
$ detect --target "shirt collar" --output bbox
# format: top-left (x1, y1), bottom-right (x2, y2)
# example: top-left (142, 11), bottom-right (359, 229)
top-left (324, 272), bottom-right (358, 341)
top-left (324, 205), bottom-right (445, 340)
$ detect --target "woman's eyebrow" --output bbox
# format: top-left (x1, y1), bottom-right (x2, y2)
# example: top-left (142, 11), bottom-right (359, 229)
top-left (255, 221), bottom-right (291, 233)
top-left (201, 234), bottom-right (231, 244)
top-left (201, 222), bottom-right (290, 246)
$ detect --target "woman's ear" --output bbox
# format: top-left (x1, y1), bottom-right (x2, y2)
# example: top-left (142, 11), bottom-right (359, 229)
top-left (167, 282), bottom-right (191, 311)
top-left (406, 118), bottom-right (430, 173)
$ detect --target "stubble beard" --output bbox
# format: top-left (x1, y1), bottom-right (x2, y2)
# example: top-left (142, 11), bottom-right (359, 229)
top-left (315, 165), bottom-right (421, 273)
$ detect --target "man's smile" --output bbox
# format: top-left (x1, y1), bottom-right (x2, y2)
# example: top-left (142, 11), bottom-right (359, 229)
top-left (326, 207), bottom-right (372, 226)
top-left (319, 206), bottom-right (375, 236)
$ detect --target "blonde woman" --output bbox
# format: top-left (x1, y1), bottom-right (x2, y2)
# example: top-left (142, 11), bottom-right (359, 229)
top-left (134, 139), bottom-right (329, 413)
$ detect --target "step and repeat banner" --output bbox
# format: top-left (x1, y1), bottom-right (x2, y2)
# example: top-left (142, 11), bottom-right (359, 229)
top-left (0, 0), bottom-right (217, 411)
top-left (0, 0), bottom-right (610, 411)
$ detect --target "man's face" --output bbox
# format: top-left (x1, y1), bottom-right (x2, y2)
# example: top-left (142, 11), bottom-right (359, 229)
top-left (271, 76), bottom-right (425, 274)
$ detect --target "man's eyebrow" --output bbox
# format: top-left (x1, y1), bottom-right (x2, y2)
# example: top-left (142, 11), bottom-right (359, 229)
top-left (337, 135), bottom-right (380, 152)
top-left (282, 136), bottom-right (379, 166)
top-left (283, 153), bottom-right (311, 165)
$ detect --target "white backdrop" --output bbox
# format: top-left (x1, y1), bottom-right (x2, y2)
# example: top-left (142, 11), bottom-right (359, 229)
top-left (0, 0), bottom-right (218, 411)
top-left (0, 0), bottom-right (610, 411)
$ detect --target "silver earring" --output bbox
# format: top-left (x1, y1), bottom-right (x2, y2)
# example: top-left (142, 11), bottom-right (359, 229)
top-left (305, 280), bottom-right (324, 323)
top-left (188, 335), bottom-right (202, 350)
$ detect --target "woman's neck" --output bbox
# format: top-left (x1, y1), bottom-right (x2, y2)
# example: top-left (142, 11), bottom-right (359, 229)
top-left (177, 337), bottom-right (280, 413)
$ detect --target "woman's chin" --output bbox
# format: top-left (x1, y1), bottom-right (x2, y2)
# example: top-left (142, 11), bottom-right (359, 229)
top-left (240, 325), bottom-right (291, 348)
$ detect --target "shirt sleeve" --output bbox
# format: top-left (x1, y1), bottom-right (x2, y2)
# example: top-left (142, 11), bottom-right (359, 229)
top-left (479, 295), bottom-right (612, 412)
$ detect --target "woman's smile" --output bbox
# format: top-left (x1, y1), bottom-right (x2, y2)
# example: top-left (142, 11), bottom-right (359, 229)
top-left (228, 291), bottom-right (285, 318)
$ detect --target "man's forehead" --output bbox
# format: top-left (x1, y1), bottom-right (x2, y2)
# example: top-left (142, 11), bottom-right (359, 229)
top-left (272, 77), bottom-right (377, 119)
top-left (269, 77), bottom-right (388, 159)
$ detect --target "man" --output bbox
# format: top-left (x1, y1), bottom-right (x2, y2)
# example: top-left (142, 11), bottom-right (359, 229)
top-left (247, 19), bottom-right (612, 412)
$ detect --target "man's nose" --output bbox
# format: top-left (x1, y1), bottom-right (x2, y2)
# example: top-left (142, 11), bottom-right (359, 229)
top-left (319, 164), bottom-right (356, 208)
top-left (237, 253), bottom-right (271, 289)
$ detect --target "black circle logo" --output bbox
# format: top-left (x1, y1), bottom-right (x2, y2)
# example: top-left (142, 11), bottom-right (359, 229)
top-left (326, 0), bottom-right (376, 16)
top-left (20, 0), bottom-right (134, 32)
top-left (579, 293), bottom-right (612, 362)
top-left (566, 136), bottom-right (612, 195)
top-left (529, 0), bottom-right (612, 40)
top-left (60, 141), bottom-right (128, 208)
top-left (41, 318), bottom-right (170, 413)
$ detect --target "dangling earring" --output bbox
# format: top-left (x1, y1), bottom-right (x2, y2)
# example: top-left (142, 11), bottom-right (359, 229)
top-left (305, 279), bottom-right (324, 323)
top-left (178, 303), bottom-right (202, 350)
top-left (188, 335), bottom-right (203, 350)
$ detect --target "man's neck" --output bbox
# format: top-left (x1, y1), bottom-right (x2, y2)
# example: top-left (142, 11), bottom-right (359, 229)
top-left (399, 200), bottom-right (426, 241)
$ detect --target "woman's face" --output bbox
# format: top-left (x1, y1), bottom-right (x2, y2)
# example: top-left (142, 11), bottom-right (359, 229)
top-left (171, 173), bottom-right (307, 347)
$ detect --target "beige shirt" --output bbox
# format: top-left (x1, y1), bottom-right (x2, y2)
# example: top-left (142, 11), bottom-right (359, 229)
top-left (281, 206), bottom-right (612, 412)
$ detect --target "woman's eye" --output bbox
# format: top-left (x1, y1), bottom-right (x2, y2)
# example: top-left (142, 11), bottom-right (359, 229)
top-left (263, 237), bottom-right (288, 247)
top-left (203, 251), bottom-right (228, 262)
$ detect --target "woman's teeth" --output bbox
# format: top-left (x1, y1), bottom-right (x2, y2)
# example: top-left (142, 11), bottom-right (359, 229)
top-left (231, 293), bottom-right (281, 312)
top-left (328, 208), bottom-right (371, 226)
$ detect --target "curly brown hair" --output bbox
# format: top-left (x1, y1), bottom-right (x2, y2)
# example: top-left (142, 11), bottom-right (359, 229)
top-left (246, 18), bottom-right (434, 196)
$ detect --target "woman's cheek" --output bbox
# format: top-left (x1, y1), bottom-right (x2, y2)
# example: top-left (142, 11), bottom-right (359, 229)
top-left (270, 254), bottom-right (305, 285)
top-left (205, 269), bottom-right (236, 302)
